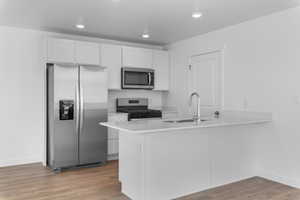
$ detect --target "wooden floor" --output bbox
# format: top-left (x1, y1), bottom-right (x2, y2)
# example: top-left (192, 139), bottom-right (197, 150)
top-left (0, 161), bottom-right (299, 200)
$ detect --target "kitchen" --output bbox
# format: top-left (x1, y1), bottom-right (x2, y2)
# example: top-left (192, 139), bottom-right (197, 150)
top-left (1, 0), bottom-right (300, 200)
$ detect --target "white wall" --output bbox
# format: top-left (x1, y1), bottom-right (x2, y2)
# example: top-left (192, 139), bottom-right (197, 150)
top-left (167, 6), bottom-right (300, 187)
top-left (0, 27), bottom-right (46, 167)
top-left (0, 25), bottom-right (163, 167)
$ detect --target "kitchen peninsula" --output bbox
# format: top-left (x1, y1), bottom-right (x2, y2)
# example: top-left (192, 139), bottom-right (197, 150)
top-left (100, 111), bottom-right (272, 200)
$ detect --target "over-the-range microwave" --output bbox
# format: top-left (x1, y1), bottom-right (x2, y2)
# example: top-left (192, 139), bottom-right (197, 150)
top-left (121, 67), bottom-right (154, 90)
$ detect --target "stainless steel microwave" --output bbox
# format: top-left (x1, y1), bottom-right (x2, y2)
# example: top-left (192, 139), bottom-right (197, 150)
top-left (121, 67), bottom-right (154, 89)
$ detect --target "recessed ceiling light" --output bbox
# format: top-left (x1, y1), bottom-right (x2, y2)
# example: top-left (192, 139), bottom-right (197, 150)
top-left (76, 24), bottom-right (85, 29)
top-left (192, 11), bottom-right (202, 19)
top-left (142, 33), bottom-right (150, 39)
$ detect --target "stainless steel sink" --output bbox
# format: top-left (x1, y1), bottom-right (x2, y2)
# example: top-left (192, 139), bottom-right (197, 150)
top-left (164, 118), bottom-right (211, 123)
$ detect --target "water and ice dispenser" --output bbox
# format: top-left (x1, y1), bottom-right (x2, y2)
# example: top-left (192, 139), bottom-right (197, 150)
top-left (59, 100), bottom-right (74, 120)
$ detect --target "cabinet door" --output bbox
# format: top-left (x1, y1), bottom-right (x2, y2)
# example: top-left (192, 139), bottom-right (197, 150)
top-left (107, 113), bottom-right (127, 156)
top-left (108, 139), bottom-right (116, 155)
top-left (108, 139), bottom-right (119, 155)
top-left (101, 44), bottom-right (122, 89)
top-left (108, 114), bottom-right (128, 139)
top-left (122, 47), bottom-right (153, 68)
top-left (153, 50), bottom-right (169, 90)
top-left (145, 129), bottom-right (211, 198)
top-left (47, 38), bottom-right (75, 63)
top-left (75, 41), bottom-right (100, 65)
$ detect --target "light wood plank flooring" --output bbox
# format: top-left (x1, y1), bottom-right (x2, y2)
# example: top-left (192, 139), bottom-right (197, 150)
top-left (0, 161), bottom-right (299, 200)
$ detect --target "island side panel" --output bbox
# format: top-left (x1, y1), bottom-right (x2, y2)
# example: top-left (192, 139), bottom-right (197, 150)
top-left (119, 131), bottom-right (145, 200)
top-left (142, 124), bottom-right (262, 200)
top-left (117, 123), bottom-right (265, 200)
top-left (209, 125), bottom-right (260, 187)
top-left (143, 129), bottom-right (211, 200)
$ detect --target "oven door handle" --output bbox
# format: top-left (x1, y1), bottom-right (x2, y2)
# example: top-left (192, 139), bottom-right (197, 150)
top-left (148, 72), bottom-right (152, 85)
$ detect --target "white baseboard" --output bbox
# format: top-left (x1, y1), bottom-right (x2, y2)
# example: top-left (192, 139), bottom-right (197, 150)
top-left (211, 174), bottom-right (256, 189)
top-left (1, 154), bottom-right (118, 168)
top-left (258, 170), bottom-right (300, 189)
top-left (0, 154), bottom-right (42, 167)
top-left (3, 155), bottom-right (299, 191)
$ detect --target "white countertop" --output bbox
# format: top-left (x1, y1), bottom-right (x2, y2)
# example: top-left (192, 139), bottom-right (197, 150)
top-left (100, 110), bottom-right (272, 134)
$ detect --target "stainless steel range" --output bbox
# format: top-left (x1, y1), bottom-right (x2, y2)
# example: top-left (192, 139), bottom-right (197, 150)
top-left (116, 98), bottom-right (162, 121)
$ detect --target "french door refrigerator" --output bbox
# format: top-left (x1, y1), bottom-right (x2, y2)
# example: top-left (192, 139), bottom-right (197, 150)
top-left (47, 63), bottom-right (108, 170)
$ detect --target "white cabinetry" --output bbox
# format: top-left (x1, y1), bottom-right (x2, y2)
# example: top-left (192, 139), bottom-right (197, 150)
top-left (47, 38), bottom-right (100, 65)
top-left (119, 128), bottom-right (211, 200)
top-left (122, 47), bottom-right (153, 68)
top-left (153, 50), bottom-right (169, 90)
top-left (107, 113), bottom-right (128, 160)
top-left (101, 44), bottom-right (122, 89)
top-left (47, 38), bottom-right (75, 63)
top-left (47, 38), bottom-right (170, 91)
top-left (75, 41), bottom-right (100, 65)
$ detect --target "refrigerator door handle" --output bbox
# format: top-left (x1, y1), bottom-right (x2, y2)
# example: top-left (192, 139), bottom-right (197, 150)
top-left (75, 81), bottom-right (80, 135)
top-left (79, 84), bottom-right (84, 135)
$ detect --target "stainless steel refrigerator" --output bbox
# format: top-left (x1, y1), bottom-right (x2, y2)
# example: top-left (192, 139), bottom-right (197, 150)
top-left (46, 63), bottom-right (108, 171)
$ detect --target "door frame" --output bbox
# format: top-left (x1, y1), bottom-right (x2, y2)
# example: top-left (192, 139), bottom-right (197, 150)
top-left (188, 47), bottom-right (225, 110)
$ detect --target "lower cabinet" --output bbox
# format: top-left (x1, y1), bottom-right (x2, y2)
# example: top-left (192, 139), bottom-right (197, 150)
top-left (107, 113), bottom-right (128, 160)
top-left (108, 139), bottom-right (119, 156)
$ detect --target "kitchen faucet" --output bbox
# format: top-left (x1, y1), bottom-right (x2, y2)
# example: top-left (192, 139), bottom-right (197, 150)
top-left (189, 92), bottom-right (201, 122)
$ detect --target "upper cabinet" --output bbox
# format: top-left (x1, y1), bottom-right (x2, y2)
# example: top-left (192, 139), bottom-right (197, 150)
top-left (101, 44), bottom-right (122, 90)
top-left (153, 50), bottom-right (169, 91)
top-left (75, 41), bottom-right (100, 65)
top-left (47, 38), bottom-right (100, 65)
top-left (122, 47), bottom-right (153, 68)
top-left (47, 38), bottom-right (170, 91)
top-left (47, 38), bottom-right (75, 63)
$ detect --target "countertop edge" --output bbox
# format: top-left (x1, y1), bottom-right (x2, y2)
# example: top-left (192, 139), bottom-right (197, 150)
top-left (100, 119), bottom-right (272, 134)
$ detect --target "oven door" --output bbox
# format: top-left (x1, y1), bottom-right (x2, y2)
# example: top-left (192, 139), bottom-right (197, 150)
top-left (122, 67), bottom-right (154, 89)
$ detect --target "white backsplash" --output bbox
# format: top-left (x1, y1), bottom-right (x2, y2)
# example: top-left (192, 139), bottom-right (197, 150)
top-left (108, 90), bottom-right (165, 112)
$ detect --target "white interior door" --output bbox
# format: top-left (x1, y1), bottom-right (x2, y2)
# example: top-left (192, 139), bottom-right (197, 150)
top-left (189, 51), bottom-right (223, 109)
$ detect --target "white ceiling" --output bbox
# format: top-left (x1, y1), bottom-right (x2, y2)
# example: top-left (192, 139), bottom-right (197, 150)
top-left (0, 0), bottom-right (299, 45)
